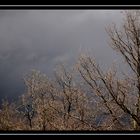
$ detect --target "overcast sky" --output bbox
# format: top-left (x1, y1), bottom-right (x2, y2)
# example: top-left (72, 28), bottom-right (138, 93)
top-left (0, 10), bottom-right (124, 101)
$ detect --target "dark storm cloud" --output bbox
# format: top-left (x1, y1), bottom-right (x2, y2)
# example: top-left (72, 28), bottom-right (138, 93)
top-left (0, 10), bottom-right (123, 100)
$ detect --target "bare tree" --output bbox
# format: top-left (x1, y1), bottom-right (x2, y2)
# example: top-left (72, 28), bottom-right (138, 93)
top-left (77, 54), bottom-right (127, 130)
top-left (23, 70), bottom-right (56, 130)
top-left (0, 100), bottom-right (24, 130)
top-left (54, 64), bottom-right (95, 130)
top-left (106, 10), bottom-right (140, 130)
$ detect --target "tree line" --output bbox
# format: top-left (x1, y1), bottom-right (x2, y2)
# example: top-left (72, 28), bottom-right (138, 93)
top-left (0, 11), bottom-right (140, 130)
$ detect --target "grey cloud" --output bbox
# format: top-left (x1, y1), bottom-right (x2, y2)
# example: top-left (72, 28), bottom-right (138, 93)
top-left (0, 10), bottom-right (123, 101)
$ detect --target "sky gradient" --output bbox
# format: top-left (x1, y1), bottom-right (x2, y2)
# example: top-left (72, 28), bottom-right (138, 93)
top-left (0, 10), bottom-right (124, 101)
